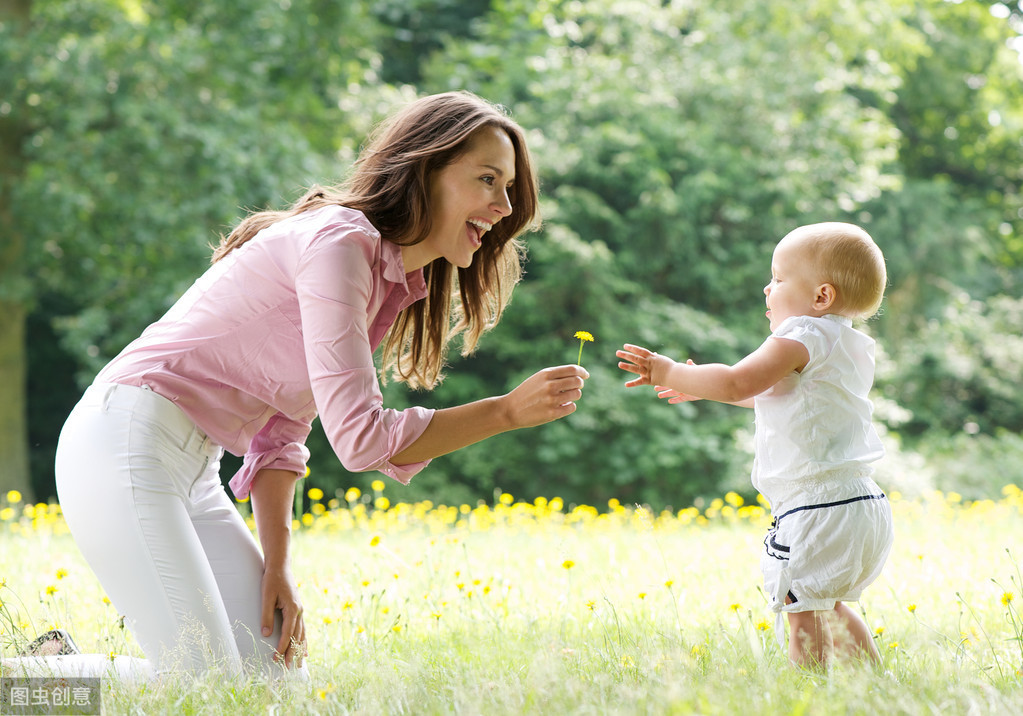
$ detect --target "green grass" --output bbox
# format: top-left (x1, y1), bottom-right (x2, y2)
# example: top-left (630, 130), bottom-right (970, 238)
top-left (2, 490), bottom-right (1022, 714)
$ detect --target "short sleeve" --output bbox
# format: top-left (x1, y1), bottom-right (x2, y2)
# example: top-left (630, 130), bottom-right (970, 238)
top-left (771, 316), bottom-right (831, 369)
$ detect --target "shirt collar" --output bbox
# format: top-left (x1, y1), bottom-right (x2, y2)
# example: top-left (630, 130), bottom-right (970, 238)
top-left (822, 313), bottom-right (853, 327)
top-left (380, 238), bottom-right (428, 303)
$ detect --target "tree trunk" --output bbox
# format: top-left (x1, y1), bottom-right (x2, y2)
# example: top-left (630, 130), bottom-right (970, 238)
top-left (0, 0), bottom-right (34, 499)
top-left (0, 302), bottom-right (31, 500)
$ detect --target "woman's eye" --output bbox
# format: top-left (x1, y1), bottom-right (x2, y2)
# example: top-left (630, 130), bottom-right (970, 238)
top-left (481, 175), bottom-right (495, 185)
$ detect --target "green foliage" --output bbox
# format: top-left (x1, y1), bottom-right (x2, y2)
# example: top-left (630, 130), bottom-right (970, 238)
top-left (7, 0), bottom-right (1023, 505)
top-left (878, 293), bottom-right (1023, 437)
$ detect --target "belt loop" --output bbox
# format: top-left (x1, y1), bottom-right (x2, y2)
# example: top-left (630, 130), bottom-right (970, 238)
top-left (101, 385), bottom-right (116, 412)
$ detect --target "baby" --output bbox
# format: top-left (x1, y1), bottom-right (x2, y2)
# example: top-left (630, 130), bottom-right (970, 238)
top-left (618, 222), bottom-right (893, 669)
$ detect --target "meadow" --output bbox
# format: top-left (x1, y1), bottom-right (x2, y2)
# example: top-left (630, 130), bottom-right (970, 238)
top-left (1, 484), bottom-right (1022, 715)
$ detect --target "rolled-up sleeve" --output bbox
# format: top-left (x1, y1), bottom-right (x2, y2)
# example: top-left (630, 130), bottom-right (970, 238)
top-left (295, 227), bottom-right (435, 484)
top-left (229, 413), bottom-right (313, 499)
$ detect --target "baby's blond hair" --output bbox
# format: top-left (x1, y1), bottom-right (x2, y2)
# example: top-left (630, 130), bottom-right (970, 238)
top-left (782, 222), bottom-right (887, 319)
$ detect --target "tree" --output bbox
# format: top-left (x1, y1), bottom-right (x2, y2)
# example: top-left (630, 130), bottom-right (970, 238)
top-left (0, 0), bottom-right (36, 500)
top-left (1, 0), bottom-right (378, 497)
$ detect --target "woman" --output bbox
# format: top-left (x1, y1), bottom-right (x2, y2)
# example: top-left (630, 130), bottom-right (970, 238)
top-left (13, 91), bottom-right (588, 680)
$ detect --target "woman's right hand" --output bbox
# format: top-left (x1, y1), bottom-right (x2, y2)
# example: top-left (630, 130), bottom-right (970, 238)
top-left (502, 364), bottom-right (589, 429)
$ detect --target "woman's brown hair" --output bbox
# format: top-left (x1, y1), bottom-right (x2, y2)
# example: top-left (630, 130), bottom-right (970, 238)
top-left (211, 91), bottom-right (540, 389)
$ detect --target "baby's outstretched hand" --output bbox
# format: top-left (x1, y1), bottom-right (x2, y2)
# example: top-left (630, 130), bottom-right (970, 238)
top-left (656, 386), bottom-right (700, 404)
top-left (617, 344), bottom-right (660, 388)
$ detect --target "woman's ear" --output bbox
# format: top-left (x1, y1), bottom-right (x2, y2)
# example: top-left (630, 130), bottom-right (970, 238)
top-left (814, 283), bottom-right (837, 311)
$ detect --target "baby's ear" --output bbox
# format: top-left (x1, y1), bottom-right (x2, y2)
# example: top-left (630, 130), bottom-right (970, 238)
top-left (814, 283), bottom-right (837, 311)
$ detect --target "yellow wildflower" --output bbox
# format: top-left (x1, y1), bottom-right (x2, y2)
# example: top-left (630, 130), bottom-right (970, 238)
top-left (6, 490), bottom-right (22, 503)
top-left (307, 488), bottom-right (324, 501)
top-left (907, 604), bottom-right (917, 614)
top-left (1002, 592), bottom-right (1014, 606)
top-left (574, 330), bottom-right (595, 365)
top-left (562, 560), bottom-right (575, 570)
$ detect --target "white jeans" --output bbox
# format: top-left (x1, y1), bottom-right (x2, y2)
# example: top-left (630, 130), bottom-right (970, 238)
top-left (47, 383), bottom-right (295, 679)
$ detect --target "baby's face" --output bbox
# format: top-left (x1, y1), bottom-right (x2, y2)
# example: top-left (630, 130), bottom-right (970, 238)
top-left (763, 238), bottom-right (823, 331)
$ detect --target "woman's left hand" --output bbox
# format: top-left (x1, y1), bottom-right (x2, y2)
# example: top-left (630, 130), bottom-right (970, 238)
top-left (261, 562), bottom-right (306, 668)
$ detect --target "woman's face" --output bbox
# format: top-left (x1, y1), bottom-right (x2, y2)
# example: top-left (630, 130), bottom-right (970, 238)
top-left (404, 125), bottom-right (516, 271)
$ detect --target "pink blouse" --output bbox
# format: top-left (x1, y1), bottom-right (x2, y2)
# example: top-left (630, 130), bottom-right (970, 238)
top-left (95, 205), bottom-right (435, 498)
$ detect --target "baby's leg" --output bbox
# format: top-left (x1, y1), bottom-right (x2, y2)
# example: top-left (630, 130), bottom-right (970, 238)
top-left (786, 610), bottom-right (834, 669)
top-left (829, 602), bottom-right (880, 663)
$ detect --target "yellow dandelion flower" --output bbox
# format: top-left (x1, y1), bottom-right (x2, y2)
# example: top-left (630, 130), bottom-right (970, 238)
top-left (307, 488), bottom-right (324, 501)
top-left (45, 585), bottom-right (58, 596)
top-left (432, 612), bottom-right (442, 620)
top-left (345, 487), bottom-right (361, 502)
top-left (755, 619), bottom-right (771, 631)
top-left (562, 560), bottom-right (575, 570)
top-left (907, 604), bottom-right (917, 614)
top-left (361, 580), bottom-right (370, 587)
top-left (304, 466), bottom-right (311, 478)
top-left (102, 596), bottom-right (111, 605)
top-left (888, 641), bottom-right (900, 650)
top-left (392, 624), bottom-right (402, 633)
top-left (6, 490), bottom-right (22, 503)
top-left (664, 580), bottom-right (674, 588)
top-left (55, 568), bottom-right (68, 580)
top-left (369, 535), bottom-right (381, 547)
top-left (323, 617), bottom-right (333, 625)
top-left (574, 331), bottom-right (594, 365)
top-left (371, 480), bottom-right (385, 492)
top-left (374, 497), bottom-right (390, 510)
top-left (343, 601), bottom-right (354, 610)
top-left (874, 626), bottom-right (885, 636)
top-left (638, 592), bottom-right (647, 600)
top-left (586, 600), bottom-right (596, 611)
top-left (1002, 592), bottom-right (1014, 606)
top-left (729, 603), bottom-right (742, 612)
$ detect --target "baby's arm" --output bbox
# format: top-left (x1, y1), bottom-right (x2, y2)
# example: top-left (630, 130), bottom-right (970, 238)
top-left (654, 361), bottom-right (754, 408)
top-left (658, 385), bottom-right (755, 408)
top-left (617, 337), bottom-right (809, 405)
